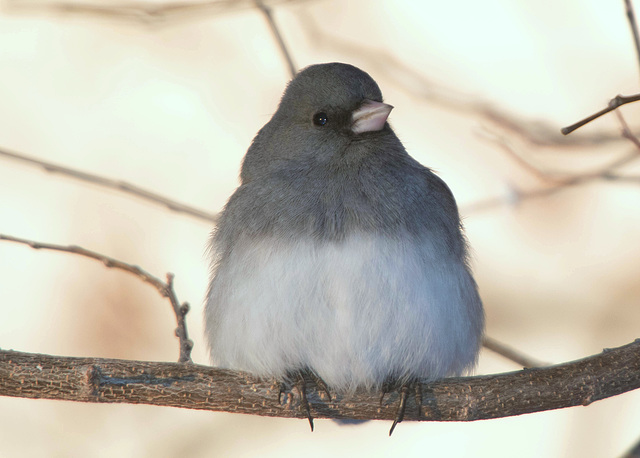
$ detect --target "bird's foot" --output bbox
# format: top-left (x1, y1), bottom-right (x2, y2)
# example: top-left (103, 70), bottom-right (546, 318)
top-left (380, 379), bottom-right (422, 436)
top-left (278, 370), bottom-right (331, 432)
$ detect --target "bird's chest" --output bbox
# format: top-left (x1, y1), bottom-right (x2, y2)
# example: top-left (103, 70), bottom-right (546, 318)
top-left (207, 230), bottom-right (478, 388)
top-left (214, 231), bottom-right (454, 327)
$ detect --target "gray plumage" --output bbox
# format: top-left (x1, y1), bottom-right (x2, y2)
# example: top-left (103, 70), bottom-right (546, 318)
top-left (205, 63), bottom-right (484, 392)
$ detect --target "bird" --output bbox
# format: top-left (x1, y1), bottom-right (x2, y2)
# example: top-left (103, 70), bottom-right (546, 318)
top-left (204, 62), bottom-right (484, 434)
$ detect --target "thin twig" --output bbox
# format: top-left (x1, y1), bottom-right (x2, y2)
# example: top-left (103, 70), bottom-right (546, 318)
top-left (483, 336), bottom-right (547, 368)
top-left (463, 146), bottom-right (640, 214)
top-left (561, 94), bottom-right (640, 135)
top-left (254, 0), bottom-right (297, 78)
top-left (165, 274), bottom-right (194, 363)
top-left (617, 108), bottom-right (640, 148)
top-left (626, 0), bottom-right (640, 78)
top-left (0, 147), bottom-right (217, 224)
top-left (476, 128), bottom-right (569, 184)
top-left (4, 0), bottom-right (308, 23)
top-left (0, 234), bottom-right (193, 363)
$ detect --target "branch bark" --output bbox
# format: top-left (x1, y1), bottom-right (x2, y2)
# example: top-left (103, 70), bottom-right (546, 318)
top-left (2, 340), bottom-right (639, 424)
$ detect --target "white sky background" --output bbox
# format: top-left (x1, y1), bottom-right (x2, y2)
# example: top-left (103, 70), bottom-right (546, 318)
top-left (1, 0), bottom-right (640, 456)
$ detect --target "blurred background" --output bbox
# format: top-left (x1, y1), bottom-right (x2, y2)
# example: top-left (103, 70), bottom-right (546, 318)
top-left (1, 0), bottom-right (640, 456)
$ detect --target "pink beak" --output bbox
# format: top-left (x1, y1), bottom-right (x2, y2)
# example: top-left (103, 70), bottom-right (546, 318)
top-left (351, 99), bottom-right (393, 134)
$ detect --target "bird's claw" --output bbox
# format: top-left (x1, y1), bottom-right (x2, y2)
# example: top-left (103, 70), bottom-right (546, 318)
top-left (278, 370), bottom-right (331, 432)
top-left (306, 370), bottom-right (332, 402)
top-left (381, 380), bottom-right (423, 436)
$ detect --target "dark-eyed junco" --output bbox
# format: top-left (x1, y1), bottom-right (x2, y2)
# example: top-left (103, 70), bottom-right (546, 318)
top-left (205, 62), bottom-right (484, 433)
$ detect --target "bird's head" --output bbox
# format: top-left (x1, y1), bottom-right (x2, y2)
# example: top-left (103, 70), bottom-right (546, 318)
top-left (241, 63), bottom-right (394, 183)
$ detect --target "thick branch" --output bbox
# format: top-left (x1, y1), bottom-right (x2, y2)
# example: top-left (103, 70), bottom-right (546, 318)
top-left (1, 340), bottom-right (639, 423)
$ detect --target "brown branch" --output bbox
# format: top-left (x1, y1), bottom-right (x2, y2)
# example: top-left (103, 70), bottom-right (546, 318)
top-left (4, 0), bottom-right (311, 23)
top-left (617, 108), bottom-right (640, 149)
top-left (254, 0), bottom-right (297, 78)
top-left (463, 144), bottom-right (640, 214)
top-left (561, 94), bottom-right (640, 135)
top-left (1, 340), bottom-right (639, 424)
top-left (0, 234), bottom-right (193, 363)
top-left (0, 147), bottom-right (217, 224)
top-left (482, 336), bottom-right (547, 368)
top-left (476, 128), bottom-right (570, 184)
top-left (562, 1), bottom-right (640, 135)
top-left (626, 0), bottom-right (640, 77)
top-left (165, 274), bottom-right (194, 363)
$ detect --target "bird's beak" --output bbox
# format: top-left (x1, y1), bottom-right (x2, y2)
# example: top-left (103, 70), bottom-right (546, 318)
top-left (351, 99), bottom-right (393, 134)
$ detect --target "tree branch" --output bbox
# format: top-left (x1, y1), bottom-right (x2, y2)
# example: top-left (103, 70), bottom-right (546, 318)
top-left (0, 234), bottom-right (193, 363)
top-left (462, 146), bottom-right (640, 214)
top-left (1, 340), bottom-right (639, 424)
top-left (561, 94), bottom-right (640, 135)
top-left (0, 147), bottom-right (217, 223)
top-left (254, 0), bottom-right (297, 78)
top-left (3, 0), bottom-right (310, 23)
top-left (482, 336), bottom-right (547, 368)
top-left (562, 1), bottom-right (640, 135)
top-left (626, 0), bottom-right (640, 79)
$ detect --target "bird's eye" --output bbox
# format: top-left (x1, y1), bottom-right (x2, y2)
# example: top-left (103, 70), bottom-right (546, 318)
top-left (312, 112), bottom-right (328, 126)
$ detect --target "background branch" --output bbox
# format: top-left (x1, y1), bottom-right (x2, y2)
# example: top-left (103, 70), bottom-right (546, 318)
top-left (254, 0), bottom-right (296, 78)
top-left (0, 148), bottom-right (217, 223)
top-left (482, 336), bottom-right (547, 368)
top-left (3, 0), bottom-right (312, 23)
top-left (462, 147), bottom-right (640, 214)
top-left (0, 234), bottom-right (193, 363)
top-left (626, 0), bottom-right (640, 78)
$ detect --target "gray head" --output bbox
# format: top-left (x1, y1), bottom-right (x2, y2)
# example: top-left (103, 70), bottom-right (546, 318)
top-left (240, 63), bottom-right (395, 183)
top-left (278, 63), bottom-right (384, 121)
top-left (217, 62), bottom-right (464, 253)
